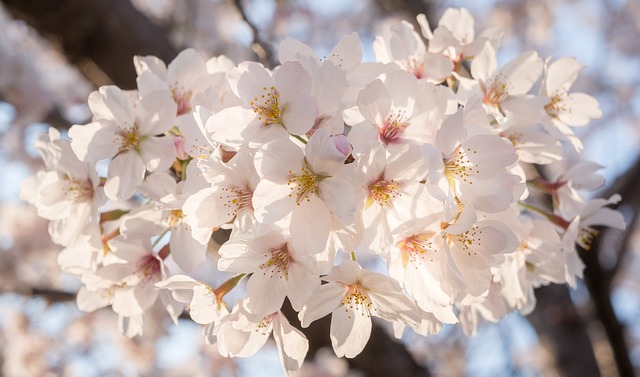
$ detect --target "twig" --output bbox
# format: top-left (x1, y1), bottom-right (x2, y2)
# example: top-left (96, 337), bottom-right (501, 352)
top-left (1, 0), bottom-right (179, 89)
top-left (600, 154), bottom-right (640, 286)
top-left (227, 0), bottom-right (276, 68)
top-left (29, 287), bottom-right (76, 302)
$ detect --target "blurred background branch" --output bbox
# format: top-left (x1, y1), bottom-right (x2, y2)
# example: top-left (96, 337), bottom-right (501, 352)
top-left (0, 0), bottom-right (178, 88)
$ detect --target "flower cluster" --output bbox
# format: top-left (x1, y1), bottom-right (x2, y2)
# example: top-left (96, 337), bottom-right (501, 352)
top-left (22, 8), bottom-right (624, 375)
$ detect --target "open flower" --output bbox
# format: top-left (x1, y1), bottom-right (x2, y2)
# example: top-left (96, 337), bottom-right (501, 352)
top-left (540, 57), bottom-right (602, 151)
top-left (431, 105), bottom-right (520, 213)
top-left (217, 231), bottom-right (320, 315)
top-left (416, 8), bottom-right (503, 74)
top-left (386, 219), bottom-right (458, 323)
top-left (216, 303), bottom-right (308, 376)
top-left (207, 61), bottom-right (317, 147)
top-left (299, 260), bottom-right (421, 358)
top-left (69, 86), bottom-right (177, 200)
top-left (21, 128), bottom-right (105, 246)
top-left (374, 20), bottom-right (454, 83)
top-left (348, 69), bottom-right (455, 153)
top-left (458, 43), bottom-right (545, 126)
top-left (183, 146), bottom-right (260, 239)
top-left (440, 214), bottom-right (520, 296)
top-left (135, 48), bottom-right (223, 117)
top-left (252, 128), bottom-right (355, 253)
top-left (353, 144), bottom-right (444, 252)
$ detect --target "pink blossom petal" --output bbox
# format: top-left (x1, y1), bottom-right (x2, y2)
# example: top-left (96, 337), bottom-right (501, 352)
top-left (88, 86), bottom-right (135, 124)
top-left (104, 151), bottom-right (145, 200)
top-left (330, 304), bottom-right (372, 358)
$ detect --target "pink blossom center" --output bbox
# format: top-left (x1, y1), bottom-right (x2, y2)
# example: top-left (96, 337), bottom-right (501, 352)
top-left (408, 58), bottom-right (424, 79)
top-left (445, 144), bottom-right (479, 183)
top-left (259, 244), bottom-right (291, 278)
top-left (544, 94), bottom-right (566, 117)
top-left (367, 175), bottom-right (399, 207)
top-left (136, 254), bottom-right (161, 284)
top-left (483, 80), bottom-right (509, 107)
top-left (250, 86), bottom-right (282, 125)
top-left (220, 186), bottom-right (253, 218)
top-left (341, 284), bottom-right (373, 318)
top-left (397, 233), bottom-right (436, 267)
top-left (287, 167), bottom-right (320, 205)
top-left (64, 175), bottom-right (94, 203)
top-left (379, 111), bottom-right (408, 145)
top-left (172, 87), bottom-right (193, 116)
top-left (448, 225), bottom-right (482, 256)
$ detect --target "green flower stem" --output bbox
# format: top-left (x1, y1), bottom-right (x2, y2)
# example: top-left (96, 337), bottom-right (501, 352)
top-left (99, 209), bottom-right (129, 223)
top-left (214, 273), bottom-right (247, 304)
top-left (291, 134), bottom-right (308, 144)
top-left (518, 201), bottom-right (571, 229)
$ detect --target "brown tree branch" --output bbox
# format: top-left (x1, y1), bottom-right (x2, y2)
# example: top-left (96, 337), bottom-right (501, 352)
top-left (578, 157), bottom-right (640, 377)
top-left (23, 286), bottom-right (432, 377)
top-left (275, 299), bottom-right (433, 377)
top-left (527, 161), bottom-right (637, 377)
top-left (30, 287), bottom-right (76, 303)
top-left (372, 0), bottom-right (434, 33)
top-left (580, 240), bottom-right (634, 377)
top-left (527, 284), bottom-right (602, 377)
top-left (1, 0), bottom-right (178, 89)
top-left (601, 155), bottom-right (640, 286)
top-left (559, 156), bottom-right (640, 377)
top-left (227, 0), bottom-right (276, 68)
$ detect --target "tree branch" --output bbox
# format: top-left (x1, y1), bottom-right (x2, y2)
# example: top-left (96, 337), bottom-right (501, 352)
top-left (1, 0), bottom-right (178, 89)
top-left (601, 155), bottom-right (640, 286)
top-left (580, 241), bottom-right (634, 377)
top-left (565, 156), bottom-right (640, 377)
top-left (525, 151), bottom-right (636, 377)
top-left (527, 284), bottom-right (601, 377)
top-left (372, 0), bottom-right (434, 32)
top-left (227, 0), bottom-right (276, 68)
top-left (23, 285), bottom-right (432, 376)
top-left (281, 299), bottom-right (431, 377)
top-left (29, 287), bottom-right (76, 303)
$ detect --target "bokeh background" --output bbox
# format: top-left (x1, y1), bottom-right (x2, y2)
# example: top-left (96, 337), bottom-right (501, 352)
top-left (1, 0), bottom-right (639, 376)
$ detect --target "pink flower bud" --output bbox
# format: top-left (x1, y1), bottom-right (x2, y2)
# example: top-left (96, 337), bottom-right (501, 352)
top-left (173, 136), bottom-right (187, 160)
top-left (332, 134), bottom-right (352, 157)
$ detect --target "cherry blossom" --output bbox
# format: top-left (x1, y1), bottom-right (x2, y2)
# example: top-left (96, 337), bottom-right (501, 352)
top-left (385, 219), bottom-right (458, 323)
top-left (216, 304), bottom-right (308, 376)
top-left (20, 6), bottom-right (626, 369)
top-left (217, 231), bottom-right (320, 315)
top-left (20, 128), bottom-right (105, 246)
top-left (459, 43), bottom-right (546, 126)
top-left (252, 128), bottom-right (355, 253)
top-left (68, 86), bottom-right (177, 200)
top-left (540, 57), bottom-right (603, 151)
top-left (348, 69), bottom-right (454, 152)
top-left (300, 260), bottom-right (421, 358)
top-left (374, 20), bottom-right (453, 83)
top-left (182, 146), bottom-right (260, 239)
top-left (431, 104), bottom-right (521, 214)
top-left (207, 61), bottom-right (317, 146)
top-left (416, 7), bottom-right (503, 74)
top-left (352, 144), bottom-right (444, 252)
top-left (135, 48), bottom-right (217, 117)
